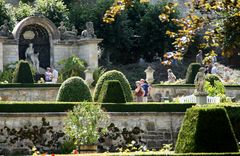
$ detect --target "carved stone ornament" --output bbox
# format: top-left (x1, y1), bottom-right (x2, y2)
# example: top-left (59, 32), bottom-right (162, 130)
top-left (23, 31), bottom-right (35, 40)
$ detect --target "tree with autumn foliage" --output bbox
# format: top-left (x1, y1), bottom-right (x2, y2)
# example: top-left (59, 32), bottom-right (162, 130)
top-left (104, 0), bottom-right (240, 66)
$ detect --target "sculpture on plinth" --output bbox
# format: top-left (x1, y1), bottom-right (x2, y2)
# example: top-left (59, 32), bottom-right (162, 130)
top-left (58, 21), bottom-right (67, 40)
top-left (194, 67), bottom-right (208, 104)
top-left (0, 20), bottom-right (12, 38)
top-left (81, 21), bottom-right (96, 39)
top-left (194, 67), bottom-right (206, 93)
top-left (25, 43), bottom-right (39, 73)
top-left (167, 69), bottom-right (176, 83)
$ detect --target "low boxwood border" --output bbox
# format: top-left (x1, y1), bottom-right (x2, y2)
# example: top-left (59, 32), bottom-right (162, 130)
top-left (153, 84), bottom-right (240, 89)
top-left (0, 102), bottom-right (195, 112)
top-left (0, 83), bottom-right (61, 88)
top-left (51, 152), bottom-right (240, 155)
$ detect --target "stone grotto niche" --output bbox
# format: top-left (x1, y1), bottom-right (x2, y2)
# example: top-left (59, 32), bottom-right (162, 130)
top-left (18, 24), bottom-right (50, 69)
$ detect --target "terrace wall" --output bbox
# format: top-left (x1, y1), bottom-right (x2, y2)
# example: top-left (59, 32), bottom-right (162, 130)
top-left (0, 112), bottom-right (184, 155)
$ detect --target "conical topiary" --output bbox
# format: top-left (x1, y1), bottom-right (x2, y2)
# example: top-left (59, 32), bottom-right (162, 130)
top-left (98, 80), bottom-right (126, 103)
top-left (12, 60), bottom-right (34, 83)
top-left (185, 63), bottom-right (201, 84)
top-left (175, 107), bottom-right (238, 153)
top-left (56, 76), bottom-right (92, 102)
top-left (93, 70), bottom-right (133, 102)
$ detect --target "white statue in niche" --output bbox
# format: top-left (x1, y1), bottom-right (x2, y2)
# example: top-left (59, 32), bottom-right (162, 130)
top-left (25, 43), bottom-right (39, 73)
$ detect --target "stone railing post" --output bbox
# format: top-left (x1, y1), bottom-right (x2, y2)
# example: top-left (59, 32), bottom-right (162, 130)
top-left (84, 67), bottom-right (94, 86)
top-left (0, 36), bottom-right (7, 72)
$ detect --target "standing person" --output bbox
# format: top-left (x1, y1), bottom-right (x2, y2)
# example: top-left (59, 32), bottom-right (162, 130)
top-left (45, 67), bottom-right (53, 82)
top-left (51, 68), bottom-right (59, 83)
top-left (196, 50), bottom-right (203, 65)
top-left (140, 79), bottom-right (150, 102)
top-left (211, 63), bottom-right (219, 75)
top-left (135, 81), bottom-right (145, 102)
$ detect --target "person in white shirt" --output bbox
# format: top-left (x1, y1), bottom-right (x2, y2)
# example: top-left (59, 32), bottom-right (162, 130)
top-left (211, 63), bottom-right (219, 75)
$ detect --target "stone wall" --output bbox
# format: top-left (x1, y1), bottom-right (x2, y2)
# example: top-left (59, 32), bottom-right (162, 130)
top-left (0, 87), bottom-right (59, 101)
top-left (0, 112), bottom-right (185, 155)
top-left (0, 85), bottom-right (240, 101)
top-left (150, 85), bottom-right (240, 102)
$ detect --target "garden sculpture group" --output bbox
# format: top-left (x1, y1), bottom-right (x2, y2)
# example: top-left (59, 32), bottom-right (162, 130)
top-left (57, 21), bottom-right (96, 40)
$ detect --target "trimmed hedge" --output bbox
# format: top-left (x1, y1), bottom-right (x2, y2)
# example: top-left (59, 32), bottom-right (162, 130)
top-left (208, 104), bottom-right (240, 142)
top-left (98, 80), bottom-right (126, 103)
top-left (93, 70), bottom-right (133, 102)
top-left (175, 107), bottom-right (238, 153)
top-left (185, 63), bottom-right (201, 84)
top-left (12, 60), bottom-right (34, 83)
top-left (56, 76), bottom-right (92, 102)
top-left (0, 102), bottom-right (195, 112)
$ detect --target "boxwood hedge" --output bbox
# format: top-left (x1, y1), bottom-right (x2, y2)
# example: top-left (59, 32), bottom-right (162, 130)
top-left (56, 76), bottom-right (92, 102)
top-left (93, 70), bottom-right (133, 102)
top-left (175, 107), bottom-right (238, 153)
top-left (98, 80), bottom-right (126, 103)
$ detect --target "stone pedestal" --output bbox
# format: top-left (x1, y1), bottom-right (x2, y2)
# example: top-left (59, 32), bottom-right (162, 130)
top-left (195, 92), bottom-right (208, 105)
top-left (84, 67), bottom-right (94, 86)
top-left (78, 39), bottom-right (102, 69)
top-left (0, 36), bottom-right (8, 72)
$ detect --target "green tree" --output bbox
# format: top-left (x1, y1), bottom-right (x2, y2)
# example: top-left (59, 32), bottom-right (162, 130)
top-left (13, 2), bottom-right (34, 22)
top-left (0, 0), bottom-right (13, 27)
top-left (34, 0), bottom-right (69, 26)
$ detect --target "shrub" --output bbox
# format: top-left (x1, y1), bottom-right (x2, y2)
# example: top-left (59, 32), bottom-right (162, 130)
top-left (56, 76), bottom-right (92, 102)
top-left (64, 102), bottom-right (109, 146)
top-left (185, 63), bottom-right (201, 84)
top-left (204, 81), bottom-right (225, 97)
top-left (175, 107), bottom-right (238, 153)
top-left (0, 61), bottom-right (18, 83)
top-left (12, 60), bottom-right (34, 83)
top-left (93, 70), bottom-right (133, 102)
top-left (205, 74), bottom-right (221, 86)
top-left (58, 55), bottom-right (87, 82)
top-left (98, 80), bottom-right (126, 103)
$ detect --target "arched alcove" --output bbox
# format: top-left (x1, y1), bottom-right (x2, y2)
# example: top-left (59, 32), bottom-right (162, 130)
top-left (12, 16), bottom-right (60, 69)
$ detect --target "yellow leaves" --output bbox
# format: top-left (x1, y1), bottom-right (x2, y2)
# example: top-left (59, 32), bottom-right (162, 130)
top-left (159, 13), bottom-right (169, 22)
top-left (103, 0), bottom-right (132, 23)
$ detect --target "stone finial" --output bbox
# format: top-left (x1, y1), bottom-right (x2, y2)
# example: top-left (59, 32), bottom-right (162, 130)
top-left (0, 20), bottom-right (13, 38)
top-left (84, 67), bottom-right (94, 86)
top-left (144, 66), bottom-right (155, 84)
